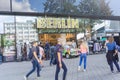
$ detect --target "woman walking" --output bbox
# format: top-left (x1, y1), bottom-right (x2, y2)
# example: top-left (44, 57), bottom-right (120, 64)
top-left (78, 41), bottom-right (88, 72)
top-left (55, 41), bottom-right (67, 80)
top-left (106, 36), bottom-right (120, 73)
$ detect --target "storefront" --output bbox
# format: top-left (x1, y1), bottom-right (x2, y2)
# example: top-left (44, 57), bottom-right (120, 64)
top-left (39, 33), bottom-right (75, 45)
top-left (37, 17), bottom-right (82, 46)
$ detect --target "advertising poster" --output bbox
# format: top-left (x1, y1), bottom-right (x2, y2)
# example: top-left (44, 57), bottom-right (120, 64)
top-left (3, 34), bottom-right (16, 61)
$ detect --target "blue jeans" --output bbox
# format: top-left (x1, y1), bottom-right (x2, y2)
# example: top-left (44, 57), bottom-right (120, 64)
top-left (45, 50), bottom-right (50, 60)
top-left (109, 56), bottom-right (120, 72)
top-left (55, 61), bottom-right (67, 80)
top-left (106, 50), bottom-right (120, 72)
top-left (79, 53), bottom-right (87, 69)
top-left (50, 53), bottom-right (54, 66)
top-left (26, 59), bottom-right (41, 77)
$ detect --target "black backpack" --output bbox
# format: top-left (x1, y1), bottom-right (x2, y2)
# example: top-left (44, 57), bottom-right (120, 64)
top-left (52, 45), bottom-right (61, 65)
top-left (52, 46), bottom-right (59, 65)
top-left (36, 46), bottom-right (40, 58)
top-left (28, 48), bottom-right (33, 60)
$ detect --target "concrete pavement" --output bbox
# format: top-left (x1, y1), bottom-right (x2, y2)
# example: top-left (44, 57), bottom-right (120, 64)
top-left (0, 54), bottom-right (120, 80)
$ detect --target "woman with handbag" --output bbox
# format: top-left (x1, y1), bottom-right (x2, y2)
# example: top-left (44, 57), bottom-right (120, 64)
top-left (106, 36), bottom-right (120, 73)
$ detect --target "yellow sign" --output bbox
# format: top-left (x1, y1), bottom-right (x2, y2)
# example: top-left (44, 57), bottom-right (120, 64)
top-left (37, 17), bottom-right (79, 28)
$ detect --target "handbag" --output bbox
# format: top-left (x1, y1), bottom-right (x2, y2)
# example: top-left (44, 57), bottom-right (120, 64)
top-left (113, 53), bottom-right (119, 62)
top-left (52, 58), bottom-right (57, 65)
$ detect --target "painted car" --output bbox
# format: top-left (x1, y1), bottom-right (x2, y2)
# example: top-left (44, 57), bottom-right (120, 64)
top-left (62, 44), bottom-right (79, 59)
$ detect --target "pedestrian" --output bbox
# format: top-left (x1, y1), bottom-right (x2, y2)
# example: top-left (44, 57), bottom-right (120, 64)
top-left (0, 46), bottom-right (3, 63)
top-left (24, 41), bottom-right (42, 80)
top-left (55, 41), bottom-right (67, 80)
top-left (23, 43), bottom-right (27, 61)
top-left (93, 40), bottom-right (101, 54)
top-left (26, 43), bottom-right (30, 60)
top-left (38, 42), bottom-right (44, 67)
top-left (50, 44), bottom-right (55, 66)
top-left (71, 40), bottom-right (77, 48)
top-left (78, 41), bottom-right (88, 72)
top-left (106, 36), bottom-right (120, 73)
top-left (16, 43), bottom-right (22, 61)
top-left (44, 41), bottom-right (50, 60)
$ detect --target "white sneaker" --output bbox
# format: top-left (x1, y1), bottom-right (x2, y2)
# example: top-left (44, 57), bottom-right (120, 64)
top-left (78, 66), bottom-right (81, 71)
top-left (35, 77), bottom-right (41, 80)
top-left (83, 69), bottom-right (86, 72)
top-left (24, 76), bottom-right (27, 80)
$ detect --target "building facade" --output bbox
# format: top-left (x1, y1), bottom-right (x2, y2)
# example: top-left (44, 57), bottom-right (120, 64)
top-left (93, 20), bottom-right (120, 40)
top-left (4, 20), bottom-right (38, 44)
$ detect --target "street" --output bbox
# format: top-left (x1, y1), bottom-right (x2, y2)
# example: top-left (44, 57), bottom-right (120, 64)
top-left (1, 53), bottom-right (120, 80)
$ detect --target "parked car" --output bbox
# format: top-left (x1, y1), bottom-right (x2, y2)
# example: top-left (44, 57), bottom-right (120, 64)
top-left (62, 44), bottom-right (79, 59)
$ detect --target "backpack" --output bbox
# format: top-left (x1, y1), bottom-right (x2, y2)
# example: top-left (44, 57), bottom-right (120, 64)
top-left (52, 45), bottom-right (62, 65)
top-left (36, 46), bottom-right (40, 58)
top-left (28, 48), bottom-right (33, 60)
top-left (52, 45), bottom-right (59, 65)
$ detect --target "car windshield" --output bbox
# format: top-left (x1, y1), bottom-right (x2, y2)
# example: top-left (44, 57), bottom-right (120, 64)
top-left (64, 44), bottom-right (74, 49)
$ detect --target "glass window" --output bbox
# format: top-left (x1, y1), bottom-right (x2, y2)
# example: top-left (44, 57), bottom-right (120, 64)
top-left (0, 0), bottom-right (120, 16)
top-left (7, 27), bottom-right (10, 30)
top-left (0, 0), bottom-right (10, 11)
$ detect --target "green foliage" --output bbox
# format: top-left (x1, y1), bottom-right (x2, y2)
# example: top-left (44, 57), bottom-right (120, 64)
top-left (44, 0), bottom-right (112, 16)
top-left (1, 35), bottom-right (4, 48)
top-left (44, 0), bottom-right (79, 14)
top-left (1, 35), bottom-right (15, 48)
top-left (78, 0), bottom-right (112, 16)
top-left (43, 0), bottom-right (112, 33)
top-left (44, 0), bottom-right (59, 13)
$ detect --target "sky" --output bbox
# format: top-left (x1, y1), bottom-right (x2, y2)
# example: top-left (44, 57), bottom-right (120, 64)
top-left (106, 0), bottom-right (120, 16)
top-left (0, 0), bottom-right (120, 33)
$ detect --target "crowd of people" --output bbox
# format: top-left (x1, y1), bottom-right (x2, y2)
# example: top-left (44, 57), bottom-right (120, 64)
top-left (88, 40), bottom-right (106, 54)
top-left (23, 36), bottom-right (120, 80)
top-left (24, 40), bottom-right (68, 80)
top-left (1, 36), bottom-right (120, 80)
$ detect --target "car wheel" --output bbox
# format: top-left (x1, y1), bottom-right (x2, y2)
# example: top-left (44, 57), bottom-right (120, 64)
top-left (66, 54), bottom-right (70, 59)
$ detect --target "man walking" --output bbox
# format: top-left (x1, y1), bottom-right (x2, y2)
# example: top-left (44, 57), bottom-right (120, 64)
top-left (24, 41), bottom-right (42, 80)
top-left (50, 44), bottom-right (55, 66)
top-left (45, 41), bottom-right (50, 60)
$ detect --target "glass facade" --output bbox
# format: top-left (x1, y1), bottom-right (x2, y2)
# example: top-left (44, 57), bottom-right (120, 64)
top-left (0, 0), bottom-right (120, 62)
top-left (0, 0), bottom-right (120, 16)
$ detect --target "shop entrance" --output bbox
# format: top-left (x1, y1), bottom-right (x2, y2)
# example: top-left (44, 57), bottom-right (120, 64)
top-left (39, 33), bottom-right (75, 45)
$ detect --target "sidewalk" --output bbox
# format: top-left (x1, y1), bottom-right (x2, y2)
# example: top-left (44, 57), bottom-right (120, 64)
top-left (0, 54), bottom-right (120, 80)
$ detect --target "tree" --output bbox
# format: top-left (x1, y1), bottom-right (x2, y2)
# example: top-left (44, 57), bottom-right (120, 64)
top-left (99, 0), bottom-right (112, 16)
top-left (43, 0), bottom-right (112, 40)
top-left (1, 35), bottom-right (4, 48)
top-left (44, 0), bottom-right (78, 14)
top-left (78, 0), bottom-right (112, 16)
top-left (44, 0), bottom-right (60, 13)
top-left (78, 0), bottom-right (112, 39)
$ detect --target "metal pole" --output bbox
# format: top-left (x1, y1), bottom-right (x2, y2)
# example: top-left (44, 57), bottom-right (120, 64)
top-left (75, 28), bottom-right (78, 48)
top-left (14, 16), bottom-right (17, 60)
top-left (10, 0), bottom-right (12, 12)
top-left (84, 19), bottom-right (86, 40)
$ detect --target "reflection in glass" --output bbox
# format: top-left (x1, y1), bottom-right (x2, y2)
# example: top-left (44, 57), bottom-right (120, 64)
top-left (15, 16), bottom-right (38, 43)
top-left (0, 0), bottom-right (120, 16)
top-left (0, 0), bottom-right (10, 11)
